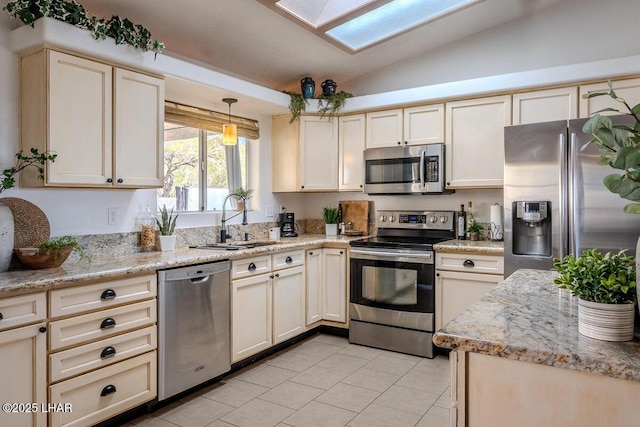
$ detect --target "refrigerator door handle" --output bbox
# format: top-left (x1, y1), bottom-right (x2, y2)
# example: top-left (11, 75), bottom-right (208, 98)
top-left (559, 132), bottom-right (569, 259)
top-left (567, 132), bottom-right (577, 257)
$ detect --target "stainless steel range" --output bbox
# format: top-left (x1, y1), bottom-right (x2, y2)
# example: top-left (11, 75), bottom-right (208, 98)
top-left (349, 210), bottom-right (455, 358)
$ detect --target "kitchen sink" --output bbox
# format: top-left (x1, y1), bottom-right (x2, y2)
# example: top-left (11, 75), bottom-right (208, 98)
top-left (190, 241), bottom-right (278, 251)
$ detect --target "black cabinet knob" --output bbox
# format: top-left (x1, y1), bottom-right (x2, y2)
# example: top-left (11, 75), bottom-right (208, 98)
top-left (436, 272), bottom-right (440, 277)
top-left (100, 317), bottom-right (116, 329)
top-left (0, 312), bottom-right (3, 321)
top-left (301, 185), bottom-right (305, 189)
top-left (270, 274), bottom-right (274, 279)
top-left (39, 326), bottom-right (47, 333)
top-left (100, 385), bottom-right (117, 397)
top-left (117, 178), bottom-right (123, 183)
top-left (275, 273), bottom-right (280, 278)
top-left (404, 141), bottom-right (408, 145)
top-left (340, 251), bottom-right (344, 255)
top-left (463, 259), bottom-right (475, 267)
top-left (285, 256), bottom-right (292, 264)
top-left (309, 251), bottom-right (313, 255)
top-left (106, 178), bottom-right (113, 183)
top-left (248, 263), bottom-right (257, 271)
top-left (100, 346), bottom-right (117, 359)
top-left (100, 289), bottom-right (116, 300)
top-left (397, 141), bottom-right (401, 145)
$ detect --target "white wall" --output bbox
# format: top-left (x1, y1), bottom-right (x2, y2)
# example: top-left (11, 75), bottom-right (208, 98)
top-left (344, 0), bottom-right (640, 95)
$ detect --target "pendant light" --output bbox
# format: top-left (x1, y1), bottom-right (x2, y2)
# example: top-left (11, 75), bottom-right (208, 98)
top-left (222, 98), bottom-right (238, 146)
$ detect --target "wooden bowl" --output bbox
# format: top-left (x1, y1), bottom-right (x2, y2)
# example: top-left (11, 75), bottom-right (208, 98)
top-left (14, 246), bottom-right (74, 269)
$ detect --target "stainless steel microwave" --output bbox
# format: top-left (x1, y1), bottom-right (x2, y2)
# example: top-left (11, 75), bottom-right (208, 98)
top-left (363, 144), bottom-right (445, 194)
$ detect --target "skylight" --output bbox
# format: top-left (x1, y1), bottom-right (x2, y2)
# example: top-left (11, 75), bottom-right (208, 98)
top-left (267, 0), bottom-right (482, 52)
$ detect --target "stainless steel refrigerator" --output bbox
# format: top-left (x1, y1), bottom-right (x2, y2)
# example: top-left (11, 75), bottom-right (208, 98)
top-left (504, 117), bottom-right (640, 277)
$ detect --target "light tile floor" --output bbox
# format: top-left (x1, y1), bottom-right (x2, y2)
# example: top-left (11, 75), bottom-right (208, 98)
top-left (127, 334), bottom-right (450, 427)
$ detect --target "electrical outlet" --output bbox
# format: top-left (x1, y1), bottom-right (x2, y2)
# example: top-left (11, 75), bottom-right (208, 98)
top-left (108, 208), bottom-right (119, 225)
top-left (265, 205), bottom-right (274, 217)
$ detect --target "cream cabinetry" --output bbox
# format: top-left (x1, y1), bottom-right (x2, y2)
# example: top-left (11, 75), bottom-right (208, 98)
top-left (512, 87), bottom-right (578, 125)
top-left (435, 252), bottom-right (504, 331)
top-left (338, 114), bottom-right (365, 191)
top-left (47, 275), bottom-right (157, 427)
top-left (20, 49), bottom-right (164, 188)
top-left (299, 116), bottom-right (339, 191)
top-left (305, 247), bottom-right (347, 325)
top-left (445, 95), bottom-right (512, 188)
top-left (0, 293), bottom-right (47, 427)
top-left (365, 104), bottom-right (445, 148)
top-left (579, 77), bottom-right (640, 118)
top-left (231, 250), bottom-right (306, 362)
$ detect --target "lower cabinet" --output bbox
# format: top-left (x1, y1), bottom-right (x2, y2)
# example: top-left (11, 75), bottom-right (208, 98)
top-left (435, 252), bottom-right (504, 330)
top-left (306, 248), bottom-right (347, 325)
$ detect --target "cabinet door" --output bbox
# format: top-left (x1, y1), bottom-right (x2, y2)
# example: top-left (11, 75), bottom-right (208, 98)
top-left (273, 266), bottom-right (306, 344)
top-left (445, 95), bottom-right (512, 188)
top-left (436, 270), bottom-right (501, 330)
top-left (299, 116), bottom-right (339, 191)
top-left (403, 104), bottom-right (445, 145)
top-left (366, 109), bottom-right (403, 148)
top-left (338, 114), bottom-right (365, 191)
top-left (113, 68), bottom-right (164, 188)
top-left (231, 274), bottom-right (272, 362)
top-left (48, 50), bottom-right (113, 186)
top-left (0, 323), bottom-right (47, 427)
top-left (305, 250), bottom-right (323, 325)
top-left (322, 248), bottom-right (347, 323)
top-left (271, 115), bottom-right (299, 192)
top-left (579, 78), bottom-right (640, 118)
top-left (512, 87), bottom-right (578, 125)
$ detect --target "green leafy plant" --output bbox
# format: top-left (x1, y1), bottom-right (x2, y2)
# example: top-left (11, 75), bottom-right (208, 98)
top-left (467, 222), bottom-right (484, 233)
top-left (3, 0), bottom-right (165, 56)
top-left (230, 187), bottom-right (253, 202)
top-left (1, 148), bottom-right (57, 193)
top-left (155, 204), bottom-right (179, 236)
top-left (283, 90), bottom-right (308, 123)
top-left (553, 249), bottom-right (636, 304)
top-left (40, 235), bottom-right (88, 261)
top-left (317, 91), bottom-right (353, 119)
top-left (322, 206), bottom-right (339, 224)
top-left (582, 81), bottom-right (640, 214)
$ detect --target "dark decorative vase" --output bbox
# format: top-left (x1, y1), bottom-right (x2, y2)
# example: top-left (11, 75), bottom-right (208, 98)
top-left (321, 79), bottom-right (337, 97)
top-left (301, 77), bottom-right (315, 99)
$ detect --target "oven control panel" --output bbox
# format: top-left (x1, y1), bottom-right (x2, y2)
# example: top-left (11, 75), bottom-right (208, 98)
top-left (376, 210), bottom-right (455, 230)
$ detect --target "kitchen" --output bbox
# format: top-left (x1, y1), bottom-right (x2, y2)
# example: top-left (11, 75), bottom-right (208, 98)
top-left (1, 0), bottom-right (640, 426)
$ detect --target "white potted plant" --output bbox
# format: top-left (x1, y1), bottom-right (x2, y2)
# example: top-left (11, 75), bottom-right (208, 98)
top-left (155, 204), bottom-right (179, 251)
top-left (554, 249), bottom-right (636, 341)
top-left (322, 206), bottom-right (339, 236)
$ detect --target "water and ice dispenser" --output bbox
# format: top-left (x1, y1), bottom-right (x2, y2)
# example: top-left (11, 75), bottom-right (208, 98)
top-left (512, 201), bottom-right (551, 256)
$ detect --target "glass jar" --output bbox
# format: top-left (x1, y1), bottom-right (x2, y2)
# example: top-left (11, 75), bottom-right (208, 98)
top-left (139, 203), bottom-right (156, 251)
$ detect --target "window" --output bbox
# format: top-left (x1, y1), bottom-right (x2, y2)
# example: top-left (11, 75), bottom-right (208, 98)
top-left (159, 102), bottom-right (258, 212)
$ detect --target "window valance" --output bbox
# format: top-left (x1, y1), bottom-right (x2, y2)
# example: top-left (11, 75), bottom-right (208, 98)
top-left (164, 101), bottom-right (260, 139)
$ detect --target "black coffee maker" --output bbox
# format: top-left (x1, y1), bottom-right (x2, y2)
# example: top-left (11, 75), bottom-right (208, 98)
top-left (279, 212), bottom-right (297, 237)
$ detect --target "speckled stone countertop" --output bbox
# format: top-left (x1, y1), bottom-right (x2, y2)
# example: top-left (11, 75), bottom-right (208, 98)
top-left (0, 234), bottom-right (359, 296)
top-left (433, 269), bottom-right (640, 382)
top-left (433, 239), bottom-right (503, 255)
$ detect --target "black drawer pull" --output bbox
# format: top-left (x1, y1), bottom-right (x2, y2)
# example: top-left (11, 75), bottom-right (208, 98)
top-left (248, 262), bottom-right (257, 271)
top-left (100, 346), bottom-right (117, 358)
top-left (100, 384), bottom-right (117, 397)
top-left (0, 312), bottom-right (3, 321)
top-left (100, 289), bottom-right (117, 300)
top-left (285, 256), bottom-right (292, 264)
top-left (100, 317), bottom-right (116, 329)
top-left (463, 259), bottom-right (475, 267)
top-left (39, 326), bottom-right (47, 333)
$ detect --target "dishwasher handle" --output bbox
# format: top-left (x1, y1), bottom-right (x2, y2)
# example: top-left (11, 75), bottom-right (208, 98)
top-left (190, 276), bottom-right (210, 284)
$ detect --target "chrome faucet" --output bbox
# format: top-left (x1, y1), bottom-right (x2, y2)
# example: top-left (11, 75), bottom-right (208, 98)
top-left (220, 193), bottom-right (248, 243)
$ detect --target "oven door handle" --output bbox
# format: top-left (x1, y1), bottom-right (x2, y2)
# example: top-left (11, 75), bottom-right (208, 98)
top-left (350, 249), bottom-right (433, 263)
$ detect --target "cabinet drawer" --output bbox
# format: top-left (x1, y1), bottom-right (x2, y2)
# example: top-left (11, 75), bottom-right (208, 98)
top-left (436, 253), bottom-right (504, 275)
top-left (231, 255), bottom-right (271, 280)
top-left (50, 275), bottom-right (156, 318)
top-left (0, 292), bottom-right (46, 331)
top-left (50, 325), bottom-right (157, 382)
top-left (49, 300), bottom-right (156, 351)
top-left (49, 351), bottom-right (156, 427)
top-left (272, 250), bottom-right (304, 271)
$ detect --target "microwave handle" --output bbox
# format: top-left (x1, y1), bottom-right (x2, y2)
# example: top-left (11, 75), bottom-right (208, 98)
top-left (420, 150), bottom-right (425, 188)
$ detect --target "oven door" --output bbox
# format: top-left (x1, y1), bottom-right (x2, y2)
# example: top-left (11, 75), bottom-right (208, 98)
top-left (349, 248), bottom-right (434, 315)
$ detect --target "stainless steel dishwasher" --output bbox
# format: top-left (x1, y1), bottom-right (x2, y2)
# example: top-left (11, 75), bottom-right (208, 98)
top-left (157, 260), bottom-right (231, 401)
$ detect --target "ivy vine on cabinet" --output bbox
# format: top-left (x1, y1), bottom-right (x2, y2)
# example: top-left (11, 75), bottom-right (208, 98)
top-left (20, 49), bottom-right (164, 188)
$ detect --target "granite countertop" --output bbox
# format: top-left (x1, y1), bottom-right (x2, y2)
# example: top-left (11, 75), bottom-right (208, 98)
top-left (434, 239), bottom-right (504, 255)
top-left (0, 234), bottom-right (359, 296)
top-left (433, 269), bottom-right (640, 382)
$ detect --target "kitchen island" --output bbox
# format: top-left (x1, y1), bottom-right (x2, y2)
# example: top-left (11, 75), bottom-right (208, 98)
top-left (433, 269), bottom-right (640, 427)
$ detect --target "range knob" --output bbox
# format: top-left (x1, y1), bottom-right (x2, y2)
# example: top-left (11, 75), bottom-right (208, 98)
top-left (440, 216), bottom-right (449, 223)
top-left (429, 216), bottom-right (438, 223)
top-left (389, 215), bottom-right (396, 222)
top-left (379, 215), bottom-right (387, 222)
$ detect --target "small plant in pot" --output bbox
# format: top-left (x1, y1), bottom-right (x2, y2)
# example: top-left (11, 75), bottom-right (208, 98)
top-left (155, 204), bottom-right (179, 252)
top-left (467, 221), bottom-right (484, 241)
top-left (14, 235), bottom-right (88, 269)
top-left (230, 187), bottom-right (253, 211)
top-left (322, 206), bottom-right (339, 236)
top-left (553, 249), bottom-right (636, 341)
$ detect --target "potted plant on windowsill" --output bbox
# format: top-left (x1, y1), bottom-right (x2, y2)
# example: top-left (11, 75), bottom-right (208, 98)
top-left (322, 206), bottom-right (339, 236)
top-left (155, 204), bottom-right (179, 251)
top-left (554, 249), bottom-right (636, 341)
top-left (230, 187), bottom-right (253, 212)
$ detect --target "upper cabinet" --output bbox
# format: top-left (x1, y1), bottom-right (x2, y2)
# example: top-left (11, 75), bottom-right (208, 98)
top-left (299, 116), bottom-right (339, 191)
top-left (445, 95), bottom-right (512, 189)
top-left (20, 49), bottom-right (164, 188)
top-left (365, 104), bottom-right (444, 148)
top-left (579, 77), bottom-right (640, 118)
top-left (512, 87), bottom-right (578, 125)
top-left (338, 114), bottom-right (365, 191)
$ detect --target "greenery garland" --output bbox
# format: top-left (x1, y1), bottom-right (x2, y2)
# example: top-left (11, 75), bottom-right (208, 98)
top-left (283, 89), bottom-right (353, 123)
top-left (3, 0), bottom-right (165, 55)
